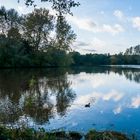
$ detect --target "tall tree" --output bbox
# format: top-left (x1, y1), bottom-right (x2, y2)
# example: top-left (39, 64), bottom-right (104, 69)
top-left (23, 8), bottom-right (54, 51)
top-left (54, 15), bottom-right (76, 51)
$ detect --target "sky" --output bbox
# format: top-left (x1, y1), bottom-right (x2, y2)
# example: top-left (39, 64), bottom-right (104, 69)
top-left (1, 0), bottom-right (140, 54)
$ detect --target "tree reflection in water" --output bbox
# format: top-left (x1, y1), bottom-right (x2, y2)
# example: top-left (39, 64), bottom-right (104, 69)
top-left (110, 67), bottom-right (140, 83)
top-left (0, 68), bottom-right (76, 126)
top-left (0, 66), bottom-right (139, 127)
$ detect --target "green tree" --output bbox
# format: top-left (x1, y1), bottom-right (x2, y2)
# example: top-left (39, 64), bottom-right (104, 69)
top-left (7, 27), bottom-right (21, 40)
top-left (7, 8), bottom-right (20, 29)
top-left (54, 15), bottom-right (76, 51)
top-left (23, 8), bottom-right (54, 51)
top-left (0, 7), bottom-right (21, 35)
top-left (22, 0), bottom-right (80, 15)
top-left (0, 6), bottom-right (7, 34)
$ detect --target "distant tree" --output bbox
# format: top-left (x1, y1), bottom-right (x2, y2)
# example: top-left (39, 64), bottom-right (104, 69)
top-left (124, 45), bottom-right (140, 55)
top-left (129, 47), bottom-right (133, 55)
top-left (134, 45), bottom-right (140, 55)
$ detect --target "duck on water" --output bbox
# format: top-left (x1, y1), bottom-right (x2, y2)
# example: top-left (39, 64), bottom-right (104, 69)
top-left (85, 103), bottom-right (90, 107)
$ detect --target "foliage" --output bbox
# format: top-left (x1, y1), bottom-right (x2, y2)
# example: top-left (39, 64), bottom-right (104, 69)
top-left (23, 8), bottom-right (54, 51)
top-left (71, 51), bottom-right (140, 66)
top-left (22, 0), bottom-right (80, 15)
top-left (85, 129), bottom-right (129, 140)
top-left (0, 68), bottom-right (76, 124)
top-left (55, 15), bottom-right (76, 51)
top-left (0, 6), bottom-right (139, 68)
top-left (0, 6), bottom-right (75, 67)
top-left (124, 45), bottom-right (140, 55)
top-left (0, 126), bottom-right (131, 140)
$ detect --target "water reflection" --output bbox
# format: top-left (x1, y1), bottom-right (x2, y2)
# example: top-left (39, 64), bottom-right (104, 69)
top-left (0, 69), bottom-right (76, 125)
top-left (71, 66), bottom-right (140, 83)
top-left (110, 67), bottom-right (140, 83)
top-left (0, 66), bottom-right (140, 136)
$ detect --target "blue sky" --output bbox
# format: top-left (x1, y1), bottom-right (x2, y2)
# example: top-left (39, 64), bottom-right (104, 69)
top-left (1, 0), bottom-right (140, 54)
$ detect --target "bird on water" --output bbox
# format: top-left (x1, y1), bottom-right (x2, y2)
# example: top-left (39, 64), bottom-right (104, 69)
top-left (85, 103), bottom-right (90, 107)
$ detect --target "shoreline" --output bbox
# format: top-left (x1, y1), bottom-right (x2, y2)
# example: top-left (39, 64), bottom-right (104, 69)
top-left (0, 64), bottom-right (139, 69)
top-left (0, 126), bottom-right (130, 140)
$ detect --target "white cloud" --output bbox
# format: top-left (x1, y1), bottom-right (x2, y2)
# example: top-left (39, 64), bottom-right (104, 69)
top-left (73, 37), bottom-right (106, 54)
top-left (102, 90), bottom-right (124, 102)
top-left (131, 96), bottom-right (140, 108)
top-left (74, 92), bottom-right (97, 106)
top-left (113, 106), bottom-right (122, 114)
top-left (68, 16), bottom-right (96, 31)
top-left (113, 10), bottom-right (124, 20)
top-left (91, 37), bottom-right (106, 49)
top-left (72, 89), bottom-right (124, 109)
top-left (101, 24), bottom-right (124, 35)
top-left (68, 16), bottom-right (124, 35)
top-left (132, 17), bottom-right (140, 31)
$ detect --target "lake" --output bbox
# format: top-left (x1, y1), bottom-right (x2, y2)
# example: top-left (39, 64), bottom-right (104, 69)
top-left (0, 66), bottom-right (140, 138)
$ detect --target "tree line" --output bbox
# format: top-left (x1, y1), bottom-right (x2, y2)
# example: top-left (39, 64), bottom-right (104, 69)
top-left (124, 45), bottom-right (140, 55)
top-left (0, 6), bottom-right (139, 68)
top-left (71, 52), bottom-right (140, 66)
top-left (0, 6), bottom-right (76, 67)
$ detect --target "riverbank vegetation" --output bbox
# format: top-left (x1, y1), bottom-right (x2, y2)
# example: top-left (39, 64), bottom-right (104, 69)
top-left (0, 5), bottom-right (76, 67)
top-left (0, 126), bottom-right (131, 140)
top-left (0, 68), bottom-right (139, 139)
top-left (71, 52), bottom-right (140, 66)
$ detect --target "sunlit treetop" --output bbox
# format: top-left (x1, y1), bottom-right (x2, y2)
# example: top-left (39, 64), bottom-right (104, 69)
top-left (18, 0), bottom-right (80, 15)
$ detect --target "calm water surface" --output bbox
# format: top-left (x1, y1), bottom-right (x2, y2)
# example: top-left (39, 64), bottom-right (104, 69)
top-left (0, 66), bottom-right (140, 137)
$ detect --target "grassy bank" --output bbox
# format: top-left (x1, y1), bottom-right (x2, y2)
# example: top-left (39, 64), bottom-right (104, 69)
top-left (0, 126), bottom-right (131, 140)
